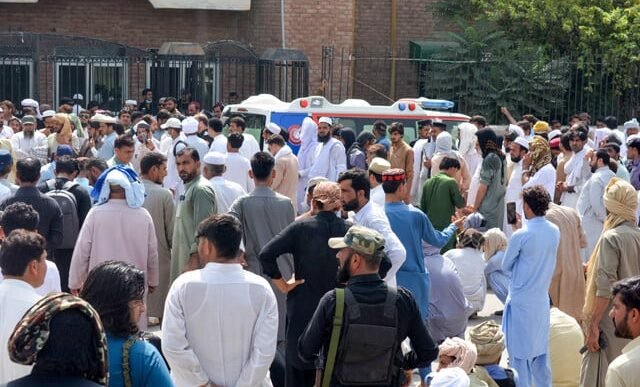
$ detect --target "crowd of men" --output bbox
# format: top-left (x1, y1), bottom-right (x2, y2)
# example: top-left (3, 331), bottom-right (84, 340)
top-left (0, 92), bottom-right (639, 387)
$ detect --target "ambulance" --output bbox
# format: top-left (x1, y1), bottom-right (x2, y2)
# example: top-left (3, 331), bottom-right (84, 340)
top-left (223, 94), bottom-right (470, 153)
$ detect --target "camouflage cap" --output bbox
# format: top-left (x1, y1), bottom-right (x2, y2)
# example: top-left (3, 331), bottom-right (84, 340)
top-left (328, 225), bottom-right (385, 256)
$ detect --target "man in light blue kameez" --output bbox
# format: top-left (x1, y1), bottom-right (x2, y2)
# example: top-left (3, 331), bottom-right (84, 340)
top-left (382, 168), bottom-right (465, 381)
top-left (502, 185), bottom-right (560, 387)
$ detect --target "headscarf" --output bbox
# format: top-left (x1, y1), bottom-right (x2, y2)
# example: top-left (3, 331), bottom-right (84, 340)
top-left (312, 181), bottom-right (342, 212)
top-left (349, 131), bottom-right (373, 155)
top-left (482, 228), bottom-right (507, 261)
top-left (435, 131), bottom-right (455, 156)
top-left (298, 117), bottom-right (318, 171)
top-left (475, 128), bottom-right (505, 181)
top-left (8, 293), bottom-right (109, 386)
top-left (584, 177), bottom-right (638, 322)
top-left (463, 212), bottom-right (486, 232)
top-left (0, 139), bottom-right (18, 183)
top-left (528, 136), bottom-right (552, 175)
top-left (428, 367), bottom-right (470, 387)
top-left (457, 228), bottom-right (485, 250)
top-left (92, 165), bottom-right (146, 208)
top-left (438, 337), bottom-right (478, 373)
top-left (340, 128), bottom-right (356, 154)
top-left (457, 123), bottom-right (478, 156)
top-left (533, 121), bottom-right (550, 135)
top-left (468, 321), bottom-right (505, 365)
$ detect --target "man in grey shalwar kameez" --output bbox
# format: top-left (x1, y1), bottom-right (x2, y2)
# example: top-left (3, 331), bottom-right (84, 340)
top-left (140, 153), bottom-right (174, 321)
top-left (229, 151), bottom-right (295, 344)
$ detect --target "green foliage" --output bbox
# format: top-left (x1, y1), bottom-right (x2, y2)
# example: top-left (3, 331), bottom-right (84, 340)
top-left (423, 19), bottom-right (570, 122)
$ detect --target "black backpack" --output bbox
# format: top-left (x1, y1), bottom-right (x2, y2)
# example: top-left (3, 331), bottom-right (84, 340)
top-left (334, 286), bottom-right (400, 386)
top-left (44, 179), bottom-right (80, 249)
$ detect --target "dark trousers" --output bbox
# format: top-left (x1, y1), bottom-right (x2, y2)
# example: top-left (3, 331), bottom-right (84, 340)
top-left (54, 248), bottom-right (73, 292)
top-left (285, 363), bottom-right (315, 387)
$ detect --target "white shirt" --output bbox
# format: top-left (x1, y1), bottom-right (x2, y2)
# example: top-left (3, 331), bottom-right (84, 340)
top-left (352, 201), bottom-right (406, 287)
top-left (577, 166), bottom-right (615, 222)
top-left (210, 134), bottom-right (228, 154)
top-left (162, 262), bottom-right (278, 387)
top-left (209, 176), bottom-right (247, 214)
top-left (371, 185), bottom-right (385, 208)
top-left (0, 125), bottom-right (14, 140)
top-left (224, 152), bottom-right (255, 193)
top-left (0, 279), bottom-right (41, 383)
top-left (11, 131), bottom-right (47, 158)
top-left (0, 261), bottom-right (60, 297)
top-left (444, 248), bottom-right (487, 314)
top-left (0, 184), bottom-right (10, 203)
top-left (239, 133), bottom-right (261, 160)
top-left (523, 163), bottom-right (557, 200)
top-left (184, 134), bottom-right (210, 164)
top-left (308, 138), bottom-right (347, 181)
top-left (164, 134), bottom-right (187, 195)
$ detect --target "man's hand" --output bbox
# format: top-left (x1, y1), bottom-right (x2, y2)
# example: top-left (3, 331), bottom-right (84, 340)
top-left (148, 286), bottom-right (156, 294)
top-left (273, 275), bottom-right (305, 294)
top-left (451, 213), bottom-right (467, 231)
top-left (423, 159), bottom-right (432, 169)
top-left (556, 181), bottom-right (568, 193)
top-left (500, 106), bottom-right (509, 116)
top-left (70, 288), bottom-right (80, 296)
top-left (585, 321), bottom-right (601, 352)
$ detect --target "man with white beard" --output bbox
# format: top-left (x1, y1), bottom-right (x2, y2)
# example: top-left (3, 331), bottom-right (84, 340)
top-left (11, 116), bottom-right (47, 159)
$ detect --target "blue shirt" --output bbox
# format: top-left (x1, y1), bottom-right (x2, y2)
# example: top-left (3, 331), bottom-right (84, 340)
top-left (376, 136), bottom-right (391, 152)
top-left (98, 132), bottom-right (117, 160)
top-left (385, 201), bottom-right (457, 319)
top-left (502, 216), bottom-right (560, 359)
top-left (106, 334), bottom-right (173, 387)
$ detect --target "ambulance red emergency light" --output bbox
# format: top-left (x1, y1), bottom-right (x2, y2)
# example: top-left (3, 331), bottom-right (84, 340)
top-left (224, 94), bottom-right (470, 153)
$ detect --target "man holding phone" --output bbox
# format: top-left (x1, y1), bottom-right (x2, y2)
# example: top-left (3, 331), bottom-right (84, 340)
top-left (132, 120), bottom-right (160, 173)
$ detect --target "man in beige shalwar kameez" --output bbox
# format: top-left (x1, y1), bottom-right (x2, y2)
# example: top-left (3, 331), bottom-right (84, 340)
top-left (581, 178), bottom-right (640, 387)
top-left (546, 202), bottom-right (587, 321)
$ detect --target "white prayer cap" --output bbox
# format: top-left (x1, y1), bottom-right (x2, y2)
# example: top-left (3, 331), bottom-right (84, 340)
top-left (427, 368), bottom-right (470, 387)
top-left (548, 129), bottom-right (562, 141)
top-left (42, 110), bottom-right (56, 119)
top-left (507, 124), bottom-right (524, 138)
top-left (203, 151), bottom-right (227, 166)
top-left (161, 117), bottom-right (182, 130)
top-left (266, 122), bottom-right (282, 135)
top-left (125, 99), bottom-right (138, 106)
top-left (513, 136), bottom-right (530, 150)
top-left (91, 113), bottom-right (116, 124)
top-left (627, 134), bottom-right (640, 145)
top-left (21, 98), bottom-right (38, 108)
top-left (72, 93), bottom-right (84, 100)
top-left (182, 117), bottom-right (198, 134)
top-left (624, 118), bottom-right (640, 132)
top-left (318, 117), bottom-right (333, 126)
top-left (132, 121), bottom-right (150, 133)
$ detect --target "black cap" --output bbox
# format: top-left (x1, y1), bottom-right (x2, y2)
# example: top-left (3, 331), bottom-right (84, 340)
top-left (59, 97), bottom-right (73, 106)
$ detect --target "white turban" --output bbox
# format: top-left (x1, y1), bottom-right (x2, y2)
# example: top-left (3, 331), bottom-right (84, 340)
top-left (318, 116), bottom-right (332, 126)
top-left (624, 118), bottom-right (640, 134)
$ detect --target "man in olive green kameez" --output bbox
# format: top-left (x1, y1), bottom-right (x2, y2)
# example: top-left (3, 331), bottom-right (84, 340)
top-left (170, 147), bottom-right (217, 283)
top-left (420, 156), bottom-right (465, 253)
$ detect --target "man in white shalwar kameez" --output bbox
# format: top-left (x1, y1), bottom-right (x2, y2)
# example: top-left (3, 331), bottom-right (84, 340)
top-left (297, 117), bottom-right (318, 212)
top-left (163, 214), bottom-right (277, 387)
top-left (577, 149), bottom-right (616, 262)
top-left (307, 117), bottom-right (346, 182)
top-left (559, 129), bottom-right (592, 208)
top-left (203, 151), bottom-right (247, 214)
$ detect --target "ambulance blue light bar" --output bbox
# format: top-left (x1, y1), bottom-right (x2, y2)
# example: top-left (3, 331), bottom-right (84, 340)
top-left (417, 98), bottom-right (455, 110)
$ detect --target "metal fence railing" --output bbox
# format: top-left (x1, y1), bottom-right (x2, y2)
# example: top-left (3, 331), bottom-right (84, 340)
top-left (321, 46), bottom-right (640, 123)
top-left (0, 33), bottom-right (309, 111)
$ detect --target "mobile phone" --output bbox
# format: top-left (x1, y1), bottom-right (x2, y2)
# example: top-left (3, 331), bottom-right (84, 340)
top-left (507, 202), bottom-right (517, 224)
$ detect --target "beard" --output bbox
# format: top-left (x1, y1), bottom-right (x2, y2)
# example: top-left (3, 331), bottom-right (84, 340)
top-left (318, 132), bottom-right (331, 143)
top-left (613, 313), bottom-right (633, 339)
top-left (510, 155), bottom-right (522, 163)
top-left (342, 198), bottom-right (359, 212)
top-left (179, 170), bottom-right (196, 183)
top-left (24, 130), bottom-right (34, 139)
top-left (337, 254), bottom-right (353, 284)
